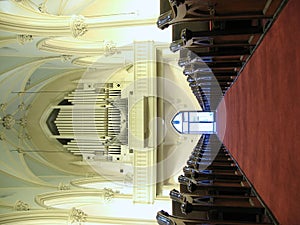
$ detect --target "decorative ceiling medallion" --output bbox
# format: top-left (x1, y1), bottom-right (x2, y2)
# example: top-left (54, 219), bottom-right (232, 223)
top-left (17, 34), bottom-right (33, 45)
top-left (61, 55), bottom-right (73, 62)
top-left (104, 41), bottom-right (120, 56)
top-left (103, 188), bottom-right (114, 203)
top-left (70, 15), bottom-right (88, 38)
top-left (2, 114), bottom-right (15, 129)
top-left (69, 207), bottom-right (87, 224)
top-left (14, 200), bottom-right (30, 211)
top-left (0, 103), bottom-right (8, 112)
top-left (58, 182), bottom-right (71, 191)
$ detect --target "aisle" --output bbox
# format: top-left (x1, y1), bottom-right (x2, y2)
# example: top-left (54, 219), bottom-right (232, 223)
top-left (216, 0), bottom-right (300, 224)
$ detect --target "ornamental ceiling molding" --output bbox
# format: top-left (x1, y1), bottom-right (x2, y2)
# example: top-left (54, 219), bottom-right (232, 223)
top-left (0, 36), bottom-right (17, 47)
top-left (70, 176), bottom-right (124, 188)
top-left (16, 34), bottom-right (33, 45)
top-left (0, 11), bottom-right (156, 37)
top-left (35, 189), bottom-right (128, 209)
top-left (14, 200), bottom-right (30, 211)
top-left (70, 15), bottom-right (88, 38)
top-left (37, 37), bottom-right (119, 56)
top-left (0, 12), bottom-right (76, 37)
top-left (0, 209), bottom-right (72, 224)
top-left (72, 57), bottom-right (128, 69)
top-left (0, 209), bottom-right (156, 225)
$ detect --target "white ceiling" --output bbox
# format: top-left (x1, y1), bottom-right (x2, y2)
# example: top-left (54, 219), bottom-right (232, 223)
top-left (0, 1), bottom-right (201, 223)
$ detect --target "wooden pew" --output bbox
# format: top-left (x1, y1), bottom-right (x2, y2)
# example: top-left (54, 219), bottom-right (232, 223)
top-left (156, 210), bottom-right (273, 225)
top-left (157, 0), bottom-right (283, 29)
top-left (178, 175), bottom-right (251, 195)
top-left (170, 189), bottom-right (265, 222)
top-left (183, 166), bottom-right (244, 181)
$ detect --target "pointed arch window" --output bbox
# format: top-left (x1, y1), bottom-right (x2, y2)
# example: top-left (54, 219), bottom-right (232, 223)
top-left (171, 111), bottom-right (215, 134)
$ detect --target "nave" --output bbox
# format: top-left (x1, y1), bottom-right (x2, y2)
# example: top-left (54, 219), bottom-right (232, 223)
top-left (156, 0), bottom-right (299, 224)
top-left (157, 134), bottom-right (278, 225)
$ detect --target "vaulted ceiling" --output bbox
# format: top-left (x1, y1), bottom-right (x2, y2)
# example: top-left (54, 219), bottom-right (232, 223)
top-left (0, 1), bottom-right (202, 224)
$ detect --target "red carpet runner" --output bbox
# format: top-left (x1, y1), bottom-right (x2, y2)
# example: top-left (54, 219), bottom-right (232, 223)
top-left (216, 0), bottom-right (300, 224)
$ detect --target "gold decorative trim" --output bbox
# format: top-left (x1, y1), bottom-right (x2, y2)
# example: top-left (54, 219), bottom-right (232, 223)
top-left (37, 37), bottom-right (114, 56)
